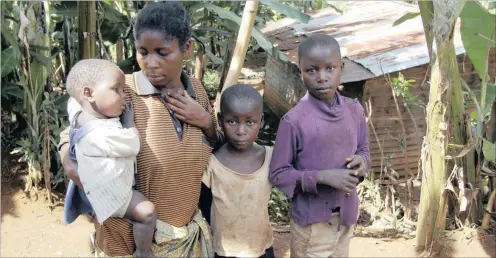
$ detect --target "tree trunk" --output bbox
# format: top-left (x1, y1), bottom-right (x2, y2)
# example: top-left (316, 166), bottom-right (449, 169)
top-left (214, 0), bottom-right (260, 115)
top-left (415, 0), bottom-right (467, 254)
top-left (78, 1), bottom-right (96, 59)
top-left (419, 1), bottom-right (434, 59)
top-left (489, 100), bottom-right (496, 142)
top-left (116, 39), bottom-right (124, 63)
top-left (219, 39), bottom-right (235, 92)
top-left (195, 44), bottom-right (205, 81)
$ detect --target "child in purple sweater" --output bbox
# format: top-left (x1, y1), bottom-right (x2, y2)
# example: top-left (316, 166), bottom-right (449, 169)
top-left (269, 34), bottom-right (370, 257)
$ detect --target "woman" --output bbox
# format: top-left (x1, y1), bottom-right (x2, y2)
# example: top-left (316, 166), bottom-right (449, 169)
top-left (59, 2), bottom-right (221, 257)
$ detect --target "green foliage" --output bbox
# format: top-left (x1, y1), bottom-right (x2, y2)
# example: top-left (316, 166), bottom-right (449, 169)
top-left (1, 1), bottom-right (68, 192)
top-left (98, 1), bottom-right (130, 44)
top-left (202, 70), bottom-right (221, 100)
top-left (392, 72), bottom-right (424, 107)
top-left (202, 3), bottom-right (289, 62)
top-left (268, 188), bottom-right (291, 223)
top-left (460, 1), bottom-right (496, 81)
top-left (482, 139), bottom-right (495, 162)
top-left (260, 0), bottom-right (310, 23)
top-left (393, 12), bottom-right (420, 27)
top-left (460, 2), bottom-right (496, 163)
top-left (486, 83), bottom-right (496, 112)
top-left (9, 92), bottom-right (67, 190)
top-left (188, 0), bottom-right (310, 71)
top-left (325, 1), bottom-right (349, 14)
top-left (1, 47), bottom-right (19, 76)
top-left (52, 1), bottom-right (78, 17)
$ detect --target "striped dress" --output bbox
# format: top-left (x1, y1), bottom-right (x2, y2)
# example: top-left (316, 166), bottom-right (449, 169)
top-left (60, 72), bottom-right (216, 256)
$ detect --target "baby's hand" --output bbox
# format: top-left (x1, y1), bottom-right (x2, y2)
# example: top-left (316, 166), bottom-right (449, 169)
top-left (121, 104), bottom-right (136, 128)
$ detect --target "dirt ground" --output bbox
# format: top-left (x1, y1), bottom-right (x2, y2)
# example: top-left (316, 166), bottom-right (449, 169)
top-left (1, 178), bottom-right (495, 257)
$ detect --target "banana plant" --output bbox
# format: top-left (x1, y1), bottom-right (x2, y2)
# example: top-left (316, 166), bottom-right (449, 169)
top-left (2, 1), bottom-right (67, 200)
top-left (459, 1), bottom-right (496, 229)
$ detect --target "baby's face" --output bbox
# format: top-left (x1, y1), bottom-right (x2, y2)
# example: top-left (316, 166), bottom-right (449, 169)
top-left (91, 67), bottom-right (127, 118)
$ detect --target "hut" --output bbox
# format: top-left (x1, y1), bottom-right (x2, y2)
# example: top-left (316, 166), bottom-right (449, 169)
top-left (261, 1), bottom-right (496, 177)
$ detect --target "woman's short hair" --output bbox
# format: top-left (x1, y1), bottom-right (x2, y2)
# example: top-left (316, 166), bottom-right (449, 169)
top-left (133, 1), bottom-right (191, 51)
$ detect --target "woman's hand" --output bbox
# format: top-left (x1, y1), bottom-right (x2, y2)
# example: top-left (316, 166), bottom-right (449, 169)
top-left (120, 104), bottom-right (136, 129)
top-left (59, 144), bottom-right (83, 189)
top-left (166, 91), bottom-right (214, 133)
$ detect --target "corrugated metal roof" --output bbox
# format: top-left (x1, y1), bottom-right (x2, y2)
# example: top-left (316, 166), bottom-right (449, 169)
top-left (261, 1), bottom-right (465, 81)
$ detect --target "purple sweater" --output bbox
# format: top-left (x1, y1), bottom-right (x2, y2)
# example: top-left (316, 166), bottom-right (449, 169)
top-left (269, 92), bottom-right (370, 227)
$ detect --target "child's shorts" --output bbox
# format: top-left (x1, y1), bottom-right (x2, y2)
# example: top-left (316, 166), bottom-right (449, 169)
top-left (111, 191), bottom-right (133, 218)
top-left (289, 213), bottom-right (355, 258)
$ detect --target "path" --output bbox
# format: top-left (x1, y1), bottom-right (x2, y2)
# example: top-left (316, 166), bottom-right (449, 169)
top-left (2, 180), bottom-right (494, 257)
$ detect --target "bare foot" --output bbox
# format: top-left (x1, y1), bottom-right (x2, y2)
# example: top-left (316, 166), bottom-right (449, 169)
top-left (135, 249), bottom-right (155, 258)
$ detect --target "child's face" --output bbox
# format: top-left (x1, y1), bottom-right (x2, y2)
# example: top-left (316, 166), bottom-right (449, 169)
top-left (86, 67), bottom-right (127, 118)
top-left (219, 100), bottom-right (263, 152)
top-left (299, 45), bottom-right (343, 104)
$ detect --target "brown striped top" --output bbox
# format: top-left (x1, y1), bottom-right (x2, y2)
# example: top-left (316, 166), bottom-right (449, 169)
top-left (60, 72), bottom-right (217, 256)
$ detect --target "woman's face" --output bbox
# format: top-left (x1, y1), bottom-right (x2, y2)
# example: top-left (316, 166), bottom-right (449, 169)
top-left (135, 30), bottom-right (192, 87)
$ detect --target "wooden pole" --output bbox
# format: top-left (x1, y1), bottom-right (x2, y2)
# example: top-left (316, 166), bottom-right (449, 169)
top-left (78, 1), bottom-right (96, 59)
top-left (195, 44), bottom-right (205, 81)
top-left (214, 0), bottom-right (260, 115)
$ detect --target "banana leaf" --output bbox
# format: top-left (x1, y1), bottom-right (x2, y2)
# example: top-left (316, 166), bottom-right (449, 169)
top-left (393, 12), bottom-right (421, 27)
top-left (260, 0), bottom-right (310, 23)
top-left (52, 1), bottom-right (78, 17)
top-left (1, 47), bottom-right (18, 76)
top-left (461, 1), bottom-right (496, 80)
top-left (1, 82), bottom-right (24, 100)
top-left (204, 3), bottom-right (288, 62)
top-left (1, 23), bottom-right (20, 52)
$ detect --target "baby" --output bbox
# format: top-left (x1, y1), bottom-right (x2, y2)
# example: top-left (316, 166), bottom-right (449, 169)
top-left (66, 59), bottom-right (156, 258)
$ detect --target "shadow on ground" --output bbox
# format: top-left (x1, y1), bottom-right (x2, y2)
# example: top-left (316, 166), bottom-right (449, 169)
top-left (1, 150), bottom-right (23, 220)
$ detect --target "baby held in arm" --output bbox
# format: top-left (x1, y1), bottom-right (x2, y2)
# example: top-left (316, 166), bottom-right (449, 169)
top-left (64, 59), bottom-right (156, 258)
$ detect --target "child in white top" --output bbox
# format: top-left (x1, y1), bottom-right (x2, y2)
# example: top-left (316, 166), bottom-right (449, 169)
top-left (202, 84), bottom-right (274, 258)
top-left (66, 59), bottom-right (156, 258)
